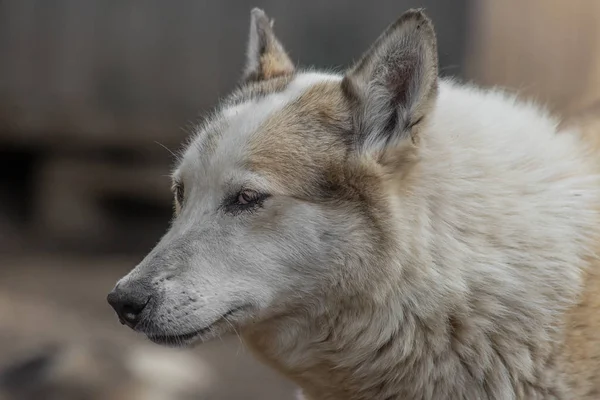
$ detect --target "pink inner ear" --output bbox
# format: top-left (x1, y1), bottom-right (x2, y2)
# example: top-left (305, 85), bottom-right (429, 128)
top-left (385, 54), bottom-right (418, 107)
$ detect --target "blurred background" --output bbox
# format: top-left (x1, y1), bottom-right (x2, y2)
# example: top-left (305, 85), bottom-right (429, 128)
top-left (0, 0), bottom-right (598, 399)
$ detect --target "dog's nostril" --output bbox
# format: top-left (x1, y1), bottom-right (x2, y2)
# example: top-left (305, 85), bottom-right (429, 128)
top-left (107, 287), bottom-right (151, 329)
top-left (120, 301), bottom-right (147, 325)
top-left (122, 307), bottom-right (137, 322)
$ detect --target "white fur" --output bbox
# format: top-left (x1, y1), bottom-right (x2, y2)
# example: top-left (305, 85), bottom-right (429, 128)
top-left (177, 72), bottom-right (341, 180)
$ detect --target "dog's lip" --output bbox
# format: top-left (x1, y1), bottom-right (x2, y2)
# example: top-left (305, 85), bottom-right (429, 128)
top-left (146, 305), bottom-right (248, 346)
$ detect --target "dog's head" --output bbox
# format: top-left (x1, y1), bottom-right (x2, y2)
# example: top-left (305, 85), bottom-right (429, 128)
top-left (108, 8), bottom-right (438, 347)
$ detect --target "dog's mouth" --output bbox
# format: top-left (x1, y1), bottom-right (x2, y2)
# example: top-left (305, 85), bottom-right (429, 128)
top-left (147, 331), bottom-right (203, 347)
top-left (146, 305), bottom-right (247, 347)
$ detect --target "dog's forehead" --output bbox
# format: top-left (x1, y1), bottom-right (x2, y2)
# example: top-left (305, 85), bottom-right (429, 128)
top-left (175, 72), bottom-right (350, 190)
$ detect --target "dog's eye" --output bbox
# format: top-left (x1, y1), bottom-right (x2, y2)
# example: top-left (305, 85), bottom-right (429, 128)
top-left (224, 189), bottom-right (269, 214)
top-left (175, 182), bottom-right (184, 205)
top-left (237, 189), bottom-right (261, 206)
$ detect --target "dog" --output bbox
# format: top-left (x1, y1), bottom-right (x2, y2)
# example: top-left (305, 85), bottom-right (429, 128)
top-left (108, 8), bottom-right (600, 399)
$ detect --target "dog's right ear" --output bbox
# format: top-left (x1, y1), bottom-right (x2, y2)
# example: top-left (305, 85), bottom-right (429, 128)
top-left (243, 8), bottom-right (295, 83)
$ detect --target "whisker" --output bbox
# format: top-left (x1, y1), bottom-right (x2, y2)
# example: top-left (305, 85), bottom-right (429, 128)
top-left (223, 315), bottom-right (245, 356)
top-left (154, 141), bottom-right (177, 158)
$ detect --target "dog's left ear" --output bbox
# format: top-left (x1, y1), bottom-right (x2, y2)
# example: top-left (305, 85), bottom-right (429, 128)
top-left (243, 8), bottom-right (295, 82)
top-left (343, 9), bottom-right (438, 159)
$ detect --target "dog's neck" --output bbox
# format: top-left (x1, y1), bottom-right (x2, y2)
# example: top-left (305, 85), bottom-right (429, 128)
top-left (243, 274), bottom-right (567, 399)
top-left (243, 294), bottom-right (449, 399)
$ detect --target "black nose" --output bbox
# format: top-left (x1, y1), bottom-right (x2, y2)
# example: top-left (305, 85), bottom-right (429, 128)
top-left (107, 284), bottom-right (151, 329)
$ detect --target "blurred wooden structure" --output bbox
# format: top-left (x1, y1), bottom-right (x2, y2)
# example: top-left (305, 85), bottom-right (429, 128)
top-left (467, 0), bottom-right (600, 115)
top-left (0, 1), bottom-right (230, 253)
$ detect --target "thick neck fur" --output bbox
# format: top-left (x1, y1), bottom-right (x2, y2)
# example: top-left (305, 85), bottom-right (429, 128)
top-left (243, 81), bottom-right (600, 399)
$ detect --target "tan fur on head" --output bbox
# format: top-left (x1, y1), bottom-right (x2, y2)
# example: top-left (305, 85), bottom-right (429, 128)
top-left (109, 8), bottom-right (600, 400)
